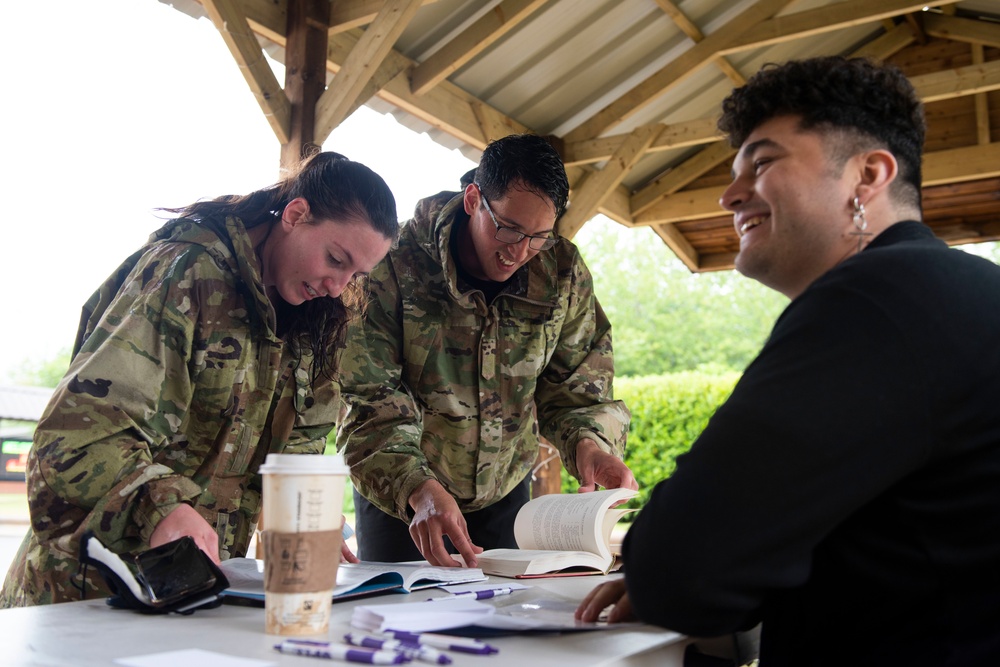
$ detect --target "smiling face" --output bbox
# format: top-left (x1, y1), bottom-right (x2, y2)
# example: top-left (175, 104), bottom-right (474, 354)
top-left (458, 182), bottom-right (557, 283)
top-left (720, 115), bottom-right (862, 299)
top-left (259, 198), bottom-right (393, 306)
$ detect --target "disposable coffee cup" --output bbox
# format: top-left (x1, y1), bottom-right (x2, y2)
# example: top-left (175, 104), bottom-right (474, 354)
top-left (259, 453), bottom-right (348, 636)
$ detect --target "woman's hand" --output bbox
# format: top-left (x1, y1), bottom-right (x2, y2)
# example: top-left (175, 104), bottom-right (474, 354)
top-left (575, 578), bottom-right (635, 623)
top-left (150, 503), bottom-right (221, 564)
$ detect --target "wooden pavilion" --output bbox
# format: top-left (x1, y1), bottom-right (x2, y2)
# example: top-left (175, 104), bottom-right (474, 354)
top-left (157, 0), bottom-right (1000, 493)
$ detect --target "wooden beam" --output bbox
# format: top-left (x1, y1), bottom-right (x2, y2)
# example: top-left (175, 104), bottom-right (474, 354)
top-left (565, 0), bottom-right (952, 144)
top-left (325, 30), bottom-right (531, 149)
top-left (850, 21), bottom-right (918, 61)
top-left (903, 12), bottom-right (927, 45)
top-left (316, 0), bottom-right (423, 142)
top-left (562, 118), bottom-right (723, 167)
top-left (698, 250), bottom-right (739, 272)
top-left (281, 0), bottom-right (331, 167)
top-left (596, 184), bottom-right (633, 227)
top-left (972, 45), bottom-right (991, 145)
top-left (923, 12), bottom-right (1000, 48)
top-left (625, 19), bottom-right (918, 221)
top-left (220, 0), bottom-right (532, 150)
top-left (563, 0), bottom-right (794, 144)
top-left (722, 0), bottom-right (954, 56)
top-left (631, 141), bottom-right (736, 215)
top-left (652, 222), bottom-right (700, 272)
top-left (923, 143), bottom-right (1000, 185)
top-left (909, 57), bottom-right (1000, 103)
top-left (329, 0), bottom-right (440, 35)
top-left (557, 124), bottom-right (664, 239)
top-left (635, 185), bottom-right (725, 226)
top-left (409, 0), bottom-right (548, 96)
top-left (201, 0), bottom-right (291, 144)
top-left (635, 143), bottom-right (1000, 225)
top-left (654, 0), bottom-right (745, 86)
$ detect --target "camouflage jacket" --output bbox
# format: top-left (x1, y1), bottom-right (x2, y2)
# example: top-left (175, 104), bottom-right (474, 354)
top-left (336, 193), bottom-right (629, 521)
top-left (1, 216), bottom-right (336, 606)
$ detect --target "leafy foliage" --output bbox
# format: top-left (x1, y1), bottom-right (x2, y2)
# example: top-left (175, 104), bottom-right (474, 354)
top-left (7, 348), bottom-right (71, 388)
top-left (561, 371), bottom-right (740, 518)
top-left (573, 217), bottom-right (789, 376)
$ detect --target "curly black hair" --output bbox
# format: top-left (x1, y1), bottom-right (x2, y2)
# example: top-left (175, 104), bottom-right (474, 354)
top-left (718, 56), bottom-right (926, 209)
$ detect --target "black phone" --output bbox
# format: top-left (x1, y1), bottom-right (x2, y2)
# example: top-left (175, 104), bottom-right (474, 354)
top-left (134, 537), bottom-right (218, 607)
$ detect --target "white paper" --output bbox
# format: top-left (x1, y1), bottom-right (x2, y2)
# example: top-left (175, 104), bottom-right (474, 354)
top-left (115, 648), bottom-right (275, 667)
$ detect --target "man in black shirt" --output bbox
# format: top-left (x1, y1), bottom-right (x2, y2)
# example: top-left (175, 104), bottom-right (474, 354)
top-left (577, 56), bottom-right (1000, 666)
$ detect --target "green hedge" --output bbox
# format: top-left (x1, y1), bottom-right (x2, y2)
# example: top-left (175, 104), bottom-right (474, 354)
top-left (561, 371), bottom-right (740, 516)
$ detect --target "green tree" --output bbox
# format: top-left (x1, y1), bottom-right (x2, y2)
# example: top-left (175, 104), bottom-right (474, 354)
top-left (8, 348), bottom-right (72, 388)
top-left (574, 218), bottom-right (788, 376)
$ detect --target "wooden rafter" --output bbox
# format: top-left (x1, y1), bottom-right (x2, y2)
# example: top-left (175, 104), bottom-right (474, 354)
top-left (923, 12), bottom-right (1000, 48)
top-left (637, 143), bottom-right (1000, 226)
top-left (564, 0), bottom-right (793, 144)
top-left (631, 141), bottom-right (736, 216)
top-left (315, 0), bottom-right (423, 143)
top-left (623, 18), bottom-right (924, 219)
top-left (325, 29), bottom-right (530, 149)
top-left (972, 45), bottom-right (992, 145)
top-left (652, 222), bottom-right (700, 272)
top-left (557, 124), bottom-right (664, 239)
top-left (201, 0), bottom-right (291, 144)
top-left (328, 0), bottom-right (440, 35)
top-left (654, 0), bottom-right (745, 86)
top-left (562, 118), bottom-right (723, 167)
top-left (565, 0), bottom-right (953, 144)
top-left (908, 57), bottom-right (1000, 103)
top-left (173, 0), bottom-right (999, 272)
top-left (409, 0), bottom-right (548, 96)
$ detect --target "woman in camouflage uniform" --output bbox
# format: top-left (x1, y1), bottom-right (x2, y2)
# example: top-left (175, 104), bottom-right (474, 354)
top-left (1, 152), bottom-right (398, 606)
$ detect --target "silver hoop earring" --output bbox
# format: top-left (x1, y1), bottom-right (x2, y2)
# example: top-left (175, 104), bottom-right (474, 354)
top-left (850, 196), bottom-right (871, 253)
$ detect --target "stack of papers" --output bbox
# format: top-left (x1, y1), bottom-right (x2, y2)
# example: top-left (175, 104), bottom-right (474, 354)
top-left (351, 590), bottom-right (630, 634)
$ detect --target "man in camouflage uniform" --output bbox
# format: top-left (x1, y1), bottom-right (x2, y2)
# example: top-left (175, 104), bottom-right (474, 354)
top-left (1, 216), bottom-right (339, 606)
top-left (337, 134), bottom-right (636, 567)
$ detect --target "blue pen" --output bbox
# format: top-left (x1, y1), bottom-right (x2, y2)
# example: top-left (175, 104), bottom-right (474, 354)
top-left (344, 632), bottom-right (452, 665)
top-left (382, 630), bottom-right (499, 655)
top-left (428, 587), bottom-right (514, 601)
top-left (275, 639), bottom-right (410, 664)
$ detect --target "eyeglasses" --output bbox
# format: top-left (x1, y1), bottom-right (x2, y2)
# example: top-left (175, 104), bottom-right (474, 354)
top-left (478, 187), bottom-right (559, 251)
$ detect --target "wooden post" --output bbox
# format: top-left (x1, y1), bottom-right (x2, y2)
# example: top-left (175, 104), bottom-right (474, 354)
top-left (531, 439), bottom-right (563, 498)
top-left (281, 0), bottom-right (331, 168)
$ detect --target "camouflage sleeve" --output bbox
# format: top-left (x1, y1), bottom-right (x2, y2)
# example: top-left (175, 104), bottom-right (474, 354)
top-left (535, 250), bottom-right (631, 481)
top-left (29, 243), bottom-right (219, 556)
top-left (336, 259), bottom-right (433, 521)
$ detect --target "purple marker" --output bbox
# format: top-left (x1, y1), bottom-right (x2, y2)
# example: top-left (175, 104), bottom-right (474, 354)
top-left (382, 630), bottom-right (499, 655)
top-left (274, 640), bottom-right (410, 664)
top-left (344, 632), bottom-right (452, 665)
top-left (448, 587), bottom-right (514, 601)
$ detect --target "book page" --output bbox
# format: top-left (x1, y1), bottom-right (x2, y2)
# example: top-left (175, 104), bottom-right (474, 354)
top-left (512, 488), bottom-right (637, 557)
top-left (219, 559), bottom-right (486, 598)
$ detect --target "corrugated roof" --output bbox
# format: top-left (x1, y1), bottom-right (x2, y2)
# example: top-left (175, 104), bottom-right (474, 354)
top-left (155, 0), bottom-right (1000, 271)
top-left (0, 385), bottom-right (52, 422)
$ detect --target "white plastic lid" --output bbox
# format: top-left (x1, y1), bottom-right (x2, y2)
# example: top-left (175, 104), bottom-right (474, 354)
top-left (258, 453), bottom-right (348, 475)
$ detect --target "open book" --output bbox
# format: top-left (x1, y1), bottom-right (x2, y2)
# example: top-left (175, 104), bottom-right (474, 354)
top-left (476, 488), bottom-right (639, 578)
top-left (219, 559), bottom-right (487, 604)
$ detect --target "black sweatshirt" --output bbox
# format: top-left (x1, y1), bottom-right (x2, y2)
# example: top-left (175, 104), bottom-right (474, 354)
top-left (625, 221), bottom-right (1000, 666)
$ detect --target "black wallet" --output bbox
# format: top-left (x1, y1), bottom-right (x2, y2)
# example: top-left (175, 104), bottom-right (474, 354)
top-left (80, 532), bottom-right (230, 614)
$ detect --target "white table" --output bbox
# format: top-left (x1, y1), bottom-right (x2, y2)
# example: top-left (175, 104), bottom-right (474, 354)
top-left (0, 574), bottom-right (712, 667)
